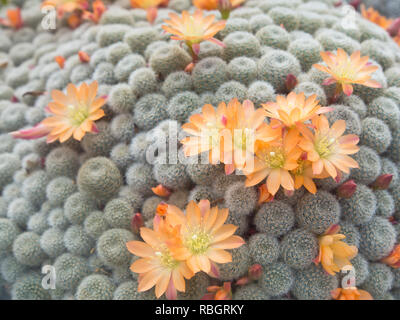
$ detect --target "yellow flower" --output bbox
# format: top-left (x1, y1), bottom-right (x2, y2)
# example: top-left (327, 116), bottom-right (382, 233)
top-left (315, 225), bottom-right (358, 276)
top-left (261, 92), bottom-right (332, 129)
top-left (243, 131), bottom-right (302, 195)
top-left (313, 48), bottom-right (382, 96)
top-left (162, 10), bottom-right (226, 49)
top-left (331, 287), bottom-right (373, 300)
top-left (298, 115), bottom-right (359, 180)
top-left (165, 200), bottom-right (245, 274)
top-left (42, 81), bottom-right (106, 143)
top-left (126, 218), bottom-right (194, 299)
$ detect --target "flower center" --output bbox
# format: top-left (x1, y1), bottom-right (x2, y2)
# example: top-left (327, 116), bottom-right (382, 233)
top-left (68, 104), bottom-right (89, 126)
top-left (263, 147), bottom-right (285, 169)
top-left (156, 248), bottom-right (180, 270)
top-left (185, 228), bottom-right (211, 255)
top-left (293, 159), bottom-right (305, 175)
top-left (315, 135), bottom-right (336, 158)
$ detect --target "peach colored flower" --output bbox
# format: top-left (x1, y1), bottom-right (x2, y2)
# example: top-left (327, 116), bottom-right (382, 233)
top-left (221, 99), bottom-right (280, 174)
top-left (315, 225), bottom-right (358, 276)
top-left (193, 0), bottom-right (245, 19)
top-left (165, 200), bottom-right (245, 274)
top-left (243, 132), bottom-right (302, 195)
top-left (261, 92), bottom-right (332, 129)
top-left (313, 49), bottom-right (382, 96)
top-left (181, 103), bottom-right (228, 164)
top-left (331, 287), bottom-right (373, 300)
top-left (0, 8), bottom-right (23, 29)
top-left (381, 244), bottom-right (400, 268)
top-left (126, 219), bottom-right (194, 299)
top-left (12, 81), bottom-right (105, 143)
top-left (291, 156), bottom-right (318, 194)
top-left (162, 10), bottom-right (226, 52)
top-left (130, 0), bottom-right (166, 23)
top-left (361, 5), bottom-right (392, 29)
top-left (298, 115), bottom-right (359, 180)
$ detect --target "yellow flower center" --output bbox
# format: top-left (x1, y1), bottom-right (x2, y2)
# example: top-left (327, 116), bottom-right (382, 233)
top-left (156, 248), bottom-right (180, 270)
top-left (293, 159), bottom-right (305, 176)
top-left (263, 147), bottom-right (286, 169)
top-left (185, 228), bottom-right (211, 255)
top-left (68, 104), bottom-right (89, 126)
top-left (315, 135), bottom-right (337, 159)
top-left (233, 128), bottom-right (254, 151)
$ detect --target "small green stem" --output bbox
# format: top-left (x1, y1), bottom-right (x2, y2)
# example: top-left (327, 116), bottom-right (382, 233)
top-left (220, 9), bottom-right (230, 20)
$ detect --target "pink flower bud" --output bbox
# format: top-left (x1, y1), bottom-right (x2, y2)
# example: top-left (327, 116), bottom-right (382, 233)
top-left (285, 74), bottom-right (298, 92)
top-left (387, 18), bottom-right (400, 37)
top-left (249, 264), bottom-right (262, 281)
top-left (371, 174), bottom-right (393, 190)
top-left (336, 180), bottom-right (357, 198)
top-left (131, 213), bottom-right (144, 235)
top-left (349, 0), bottom-right (361, 9)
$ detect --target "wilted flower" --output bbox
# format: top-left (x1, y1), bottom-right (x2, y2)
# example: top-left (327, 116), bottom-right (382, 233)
top-left (381, 244), bottom-right (400, 268)
top-left (314, 224), bottom-right (358, 276)
top-left (82, 0), bottom-right (106, 23)
top-left (202, 282), bottom-right (232, 300)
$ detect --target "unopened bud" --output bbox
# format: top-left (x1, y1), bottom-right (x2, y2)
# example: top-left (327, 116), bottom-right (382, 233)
top-left (370, 174), bottom-right (393, 190)
top-left (285, 74), bottom-right (298, 92)
top-left (218, 0), bottom-right (232, 12)
top-left (349, 0), bottom-right (361, 9)
top-left (131, 213), bottom-right (144, 235)
top-left (336, 180), bottom-right (357, 198)
top-left (249, 264), bottom-right (262, 281)
top-left (387, 18), bottom-right (400, 37)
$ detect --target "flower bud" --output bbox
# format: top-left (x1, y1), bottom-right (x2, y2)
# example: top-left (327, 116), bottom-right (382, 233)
top-left (285, 74), bottom-right (298, 92)
top-left (370, 174), bottom-right (393, 190)
top-left (131, 213), bottom-right (144, 235)
top-left (336, 180), bottom-right (357, 198)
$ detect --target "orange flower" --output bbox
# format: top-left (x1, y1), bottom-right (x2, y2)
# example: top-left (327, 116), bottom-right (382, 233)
top-left (156, 202), bottom-right (168, 217)
top-left (291, 156), bottom-right (318, 194)
top-left (165, 200), bottom-right (245, 274)
top-left (381, 244), bottom-right (400, 268)
top-left (221, 99), bottom-right (280, 174)
top-left (298, 115), bottom-right (359, 180)
top-left (313, 49), bottom-right (382, 96)
top-left (54, 56), bottom-right (65, 69)
top-left (261, 92), bottom-right (332, 129)
top-left (243, 133), bottom-right (302, 195)
top-left (162, 10), bottom-right (226, 59)
top-left (11, 81), bottom-right (105, 143)
top-left (258, 184), bottom-right (273, 204)
top-left (126, 218), bottom-right (194, 299)
top-left (42, 0), bottom-right (88, 16)
top-left (181, 103), bottom-right (228, 164)
top-left (0, 8), bottom-right (23, 29)
top-left (82, 0), bottom-right (106, 23)
top-left (331, 287), bottom-right (373, 300)
top-left (193, 0), bottom-right (245, 19)
top-left (152, 184), bottom-right (172, 197)
top-left (202, 282), bottom-right (232, 300)
top-left (314, 225), bottom-right (358, 276)
top-left (130, 0), bottom-right (165, 23)
top-left (361, 5), bottom-right (392, 29)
